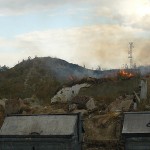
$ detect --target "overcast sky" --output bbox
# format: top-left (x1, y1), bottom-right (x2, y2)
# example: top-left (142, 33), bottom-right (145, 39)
top-left (0, 0), bottom-right (150, 69)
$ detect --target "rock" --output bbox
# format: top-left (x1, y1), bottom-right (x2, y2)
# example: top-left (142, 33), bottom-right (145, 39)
top-left (0, 101), bottom-right (5, 109)
top-left (118, 96), bottom-right (123, 100)
top-left (72, 96), bottom-right (89, 109)
top-left (5, 98), bottom-right (30, 115)
top-left (86, 98), bottom-right (96, 111)
top-left (145, 105), bottom-right (150, 110)
top-left (71, 96), bottom-right (96, 111)
top-left (22, 111), bottom-right (27, 115)
top-left (5, 99), bottom-right (22, 115)
top-left (51, 83), bottom-right (90, 103)
top-left (23, 98), bottom-right (40, 107)
top-left (73, 109), bottom-right (88, 116)
top-left (125, 95), bottom-right (134, 100)
top-left (0, 99), bottom-right (7, 108)
top-left (119, 100), bottom-right (133, 111)
top-left (21, 104), bottom-right (31, 113)
top-left (19, 98), bottom-right (31, 112)
top-left (108, 98), bottom-right (133, 112)
top-left (69, 104), bottom-right (77, 111)
top-left (0, 104), bottom-right (5, 113)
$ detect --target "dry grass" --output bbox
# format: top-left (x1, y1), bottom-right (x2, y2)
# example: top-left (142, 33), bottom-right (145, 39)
top-left (84, 112), bottom-right (121, 141)
top-left (26, 103), bottom-right (67, 115)
top-left (0, 105), bottom-right (4, 127)
top-left (79, 78), bottom-right (139, 106)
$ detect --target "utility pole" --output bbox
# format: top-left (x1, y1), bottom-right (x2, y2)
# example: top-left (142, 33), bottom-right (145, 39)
top-left (128, 42), bottom-right (134, 69)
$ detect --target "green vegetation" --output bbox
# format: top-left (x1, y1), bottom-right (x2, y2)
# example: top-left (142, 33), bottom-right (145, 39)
top-left (0, 56), bottom-right (103, 102)
top-left (79, 78), bottom-right (140, 105)
top-left (0, 57), bottom-right (61, 103)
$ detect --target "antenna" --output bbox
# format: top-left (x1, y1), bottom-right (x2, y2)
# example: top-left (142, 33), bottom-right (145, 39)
top-left (128, 42), bottom-right (134, 69)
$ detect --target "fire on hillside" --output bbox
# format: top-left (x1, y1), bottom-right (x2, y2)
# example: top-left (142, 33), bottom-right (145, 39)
top-left (118, 70), bottom-right (135, 79)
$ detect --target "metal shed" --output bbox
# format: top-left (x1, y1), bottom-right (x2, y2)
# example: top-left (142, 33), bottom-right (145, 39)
top-left (122, 112), bottom-right (150, 150)
top-left (0, 113), bottom-right (83, 150)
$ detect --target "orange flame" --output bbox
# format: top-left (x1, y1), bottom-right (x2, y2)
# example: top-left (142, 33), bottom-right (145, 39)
top-left (118, 70), bottom-right (134, 78)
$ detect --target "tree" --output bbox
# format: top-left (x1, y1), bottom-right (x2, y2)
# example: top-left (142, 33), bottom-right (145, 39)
top-left (0, 65), bottom-right (9, 72)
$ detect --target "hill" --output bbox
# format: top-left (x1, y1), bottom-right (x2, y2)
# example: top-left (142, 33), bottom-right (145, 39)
top-left (0, 57), bottom-right (103, 101)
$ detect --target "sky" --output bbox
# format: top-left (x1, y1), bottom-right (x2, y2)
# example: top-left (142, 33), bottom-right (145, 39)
top-left (0, 0), bottom-right (150, 69)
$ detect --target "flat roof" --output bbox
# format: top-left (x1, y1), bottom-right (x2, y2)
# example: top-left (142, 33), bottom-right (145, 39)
top-left (122, 112), bottom-right (150, 134)
top-left (0, 114), bottom-right (78, 136)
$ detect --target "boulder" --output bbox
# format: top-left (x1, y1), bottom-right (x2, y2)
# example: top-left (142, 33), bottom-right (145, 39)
top-left (86, 98), bottom-right (96, 111)
top-left (0, 99), bottom-right (6, 108)
top-left (72, 96), bottom-right (96, 111)
top-left (72, 96), bottom-right (89, 109)
top-left (108, 98), bottom-right (133, 112)
top-left (145, 105), bottom-right (150, 110)
top-left (51, 83), bottom-right (90, 103)
top-left (5, 98), bottom-right (30, 115)
top-left (125, 94), bottom-right (134, 100)
top-left (118, 96), bottom-right (123, 100)
top-left (23, 98), bottom-right (40, 107)
top-left (69, 104), bottom-right (77, 111)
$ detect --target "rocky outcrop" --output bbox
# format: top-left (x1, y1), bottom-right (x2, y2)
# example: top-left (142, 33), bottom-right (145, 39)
top-left (86, 98), bottom-right (96, 111)
top-left (107, 95), bottom-right (133, 112)
top-left (51, 83), bottom-right (90, 103)
top-left (0, 99), bottom-right (7, 108)
top-left (71, 96), bottom-right (96, 111)
top-left (5, 98), bottom-right (31, 115)
top-left (69, 104), bottom-right (77, 111)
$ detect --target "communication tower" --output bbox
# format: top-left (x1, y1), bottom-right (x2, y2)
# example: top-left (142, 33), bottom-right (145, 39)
top-left (128, 42), bottom-right (134, 69)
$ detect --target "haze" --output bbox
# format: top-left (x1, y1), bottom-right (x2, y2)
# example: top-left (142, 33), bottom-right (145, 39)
top-left (0, 0), bottom-right (150, 69)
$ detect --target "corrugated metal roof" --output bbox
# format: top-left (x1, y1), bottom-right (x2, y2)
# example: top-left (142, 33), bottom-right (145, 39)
top-left (122, 112), bottom-right (150, 134)
top-left (0, 114), bottom-right (77, 136)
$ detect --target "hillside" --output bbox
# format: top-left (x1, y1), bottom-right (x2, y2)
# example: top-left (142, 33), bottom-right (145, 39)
top-left (0, 57), bottom-right (150, 149)
top-left (0, 56), bottom-right (149, 103)
top-left (0, 57), bottom-right (103, 101)
top-left (78, 77), bottom-right (139, 105)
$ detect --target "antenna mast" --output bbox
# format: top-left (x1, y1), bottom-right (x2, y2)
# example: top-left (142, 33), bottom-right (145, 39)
top-left (128, 42), bottom-right (134, 69)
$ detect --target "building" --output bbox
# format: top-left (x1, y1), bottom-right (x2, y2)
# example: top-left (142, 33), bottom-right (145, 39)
top-left (122, 112), bottom-right (150, 150)
top-left (0, 113), bottom-right (83, 150)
